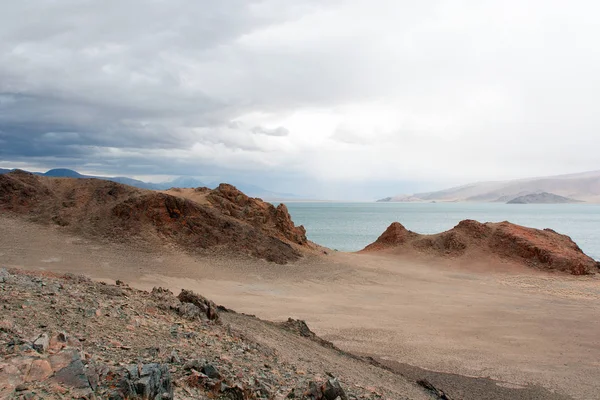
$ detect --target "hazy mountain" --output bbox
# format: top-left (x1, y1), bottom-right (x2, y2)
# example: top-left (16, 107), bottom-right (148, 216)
top-left (223, 182), bottom-right (303, 200)
top-left (39, 169), bottom-right (162, 190)
top-left (0, 168), bottom-right (300, 199)
top-left (166, 176), bottom-right (206, 189)
top-left (380, 170), bottom-right (600, 203)
top-left (506, 192), bottom-right (582, 204)
top-left (41, 168), bottom-right (86, 178)
top-left (376, 195), bottom-right (422, 203)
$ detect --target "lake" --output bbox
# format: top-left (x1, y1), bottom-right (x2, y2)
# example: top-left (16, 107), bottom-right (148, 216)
top-left (285, 202), bottom-right (600, 260)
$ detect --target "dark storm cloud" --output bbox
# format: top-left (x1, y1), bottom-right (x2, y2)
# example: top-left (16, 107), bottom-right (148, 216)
top-left (0, 1), bottom-right (320, 164)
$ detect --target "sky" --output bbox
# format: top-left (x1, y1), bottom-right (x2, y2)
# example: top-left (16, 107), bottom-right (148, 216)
top-left (1, 0), bottom-right (599, 200)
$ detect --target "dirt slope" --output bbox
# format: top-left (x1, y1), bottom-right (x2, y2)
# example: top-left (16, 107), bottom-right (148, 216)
top-left (0, 170), bottom-right (309, 264)
top-left (363, 219), bottom-right (599, 275)
top-left (0, 267), bottom-right (431, 399)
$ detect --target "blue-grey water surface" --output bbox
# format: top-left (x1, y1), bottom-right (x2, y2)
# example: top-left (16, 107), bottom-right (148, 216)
top-left (285, 202), bottom-right (600, 260)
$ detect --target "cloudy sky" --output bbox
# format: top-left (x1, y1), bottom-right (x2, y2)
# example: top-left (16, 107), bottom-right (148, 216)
top-left (1, 1), bottom-right (599, 200)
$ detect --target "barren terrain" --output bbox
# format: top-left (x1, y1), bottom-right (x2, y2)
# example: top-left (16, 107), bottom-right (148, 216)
top-left (2, 215), bottom-right (599, 399)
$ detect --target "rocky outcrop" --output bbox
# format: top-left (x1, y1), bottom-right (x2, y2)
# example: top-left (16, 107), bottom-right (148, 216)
top-left (0, 172), bottom-right (309, 264)
top-left (177, 289), bottom-right (220, 321)
top-left (109, 363), bottom-right (173, 399)
top-left (278, 318), bottom-right (336, 349)
top-left (208, 183), bottom-right (307, 245)
top-left (363, 219), bottom-right (598, 275)
top-left (0, 170), bottom-right (53, 212)
top-left (368, 222), bottom-right (418, 247)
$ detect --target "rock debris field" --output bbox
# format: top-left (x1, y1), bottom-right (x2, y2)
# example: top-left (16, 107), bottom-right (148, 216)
top-left (0, 267), bottom-right (431, 400)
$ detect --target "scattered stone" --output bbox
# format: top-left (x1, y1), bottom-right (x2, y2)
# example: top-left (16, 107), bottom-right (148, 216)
top-left (323, 378), bottom-right (348, 400)
top-left (15, 383), bottom-right (29, 392)
top-left (0, 268), bottom-right (9, 283)
top-left (0, 267), bottom-right (390, 400)
top-left (302, 378), bottom-right (348, 400)
top-left (305, 381), bottom-right (322, 399)
top-left (24, 359), bottom-right (53, 382)
top-left (97, 284), bottom-right (124, 296)
top-left (108, 363), bottom-right (173, 399)
top-left (32, 333), bottom-right (49, 353)
top-left (183, 359), bottom-right (205, 371)
top-left (201, 363), bottom-right (220, 379)
top-left (168, 350), bottom-right (181, 364)
top-left (0, 319), bottom-right (19, 334)
top-left (177, 302), bottom-right (204, 320)
top-left (51, 349), bottom-right (91, 389)
top-left (222, 384), bottom-right (247, 400)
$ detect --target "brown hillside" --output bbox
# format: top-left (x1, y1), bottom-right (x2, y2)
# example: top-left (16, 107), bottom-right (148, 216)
top-left (363, 219), bottom-right (599, 275)
top-left (0, 171), bottom-right (308, 264)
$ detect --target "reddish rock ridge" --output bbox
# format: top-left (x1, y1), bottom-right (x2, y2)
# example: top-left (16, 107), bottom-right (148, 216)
top-left (0, 171), bottom-right (308, 264)
top-left (363, 219), bottom-right (599, 275)
top-left (207, 183), bottom-right (307, 246)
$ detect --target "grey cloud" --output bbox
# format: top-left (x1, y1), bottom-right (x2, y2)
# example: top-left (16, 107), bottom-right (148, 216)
top-left (1, 0), bottom-right (600, 199)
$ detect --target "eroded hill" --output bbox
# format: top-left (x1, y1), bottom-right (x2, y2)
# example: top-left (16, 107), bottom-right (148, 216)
top-left (0, 170), bottom-right (309, 264)
top-left (363, 219), bottom-right (600, 275)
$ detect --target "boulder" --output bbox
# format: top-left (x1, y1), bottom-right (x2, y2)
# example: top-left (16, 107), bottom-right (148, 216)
top-left (107, 363), bottom-right (173, 400)
top-left (177, 303), bottom-right (204, 320)
top-left (32, 333), bottom-right (49, 354)
top-left (322, 378), bottom-right (348, 400)
top-left (200, 363), bottom-right (220, 380)
top-left (177, 289), bottom-right (219, 321)
top-left (49, 349), bottom-right (90, 389)
top-left (303, 378), bottom-right (348, 400)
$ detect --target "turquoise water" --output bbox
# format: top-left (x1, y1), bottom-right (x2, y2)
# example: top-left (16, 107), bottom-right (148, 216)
top-left (285, 203), bottom-right (600, 260)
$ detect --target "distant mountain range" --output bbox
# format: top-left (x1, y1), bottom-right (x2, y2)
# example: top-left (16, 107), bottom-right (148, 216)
top-left (378, 170), bottom-right (600, 204)
top-left (0, 168), bottom-right (302, 200)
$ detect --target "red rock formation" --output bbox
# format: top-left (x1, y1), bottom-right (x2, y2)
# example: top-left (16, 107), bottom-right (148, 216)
top-left (364, 219), bottom-right (598, 275)
top-left (365, 222), bottom-right (417, 249)
top-left (0, 172), bottom-right (309, 264)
